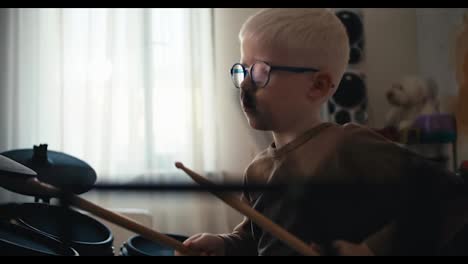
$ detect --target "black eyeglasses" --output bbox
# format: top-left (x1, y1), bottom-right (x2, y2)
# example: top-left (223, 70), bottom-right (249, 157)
top-left (230, 61), bottom-right (319, 89)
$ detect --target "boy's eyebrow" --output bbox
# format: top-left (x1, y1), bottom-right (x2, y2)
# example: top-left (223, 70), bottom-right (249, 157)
top-left (240, 62), bottom-right (266, 69)
top-left (253, 57), bottom-right (271, 64)
top-left (240, 57), bottom-right (271, 67)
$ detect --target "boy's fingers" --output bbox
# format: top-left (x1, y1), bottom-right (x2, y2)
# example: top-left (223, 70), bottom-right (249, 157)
top-left (331, 240), bottom-right (374, 256)
top-left (309, 242), bottom-right (323, 255)
top-left (332, 240), bottom-right (345, 248)
top-left (184, 236), bottom-right (214, 253)
top-left (332, 240), bottom-right (350, 254)
top-left (183, 240), bottom-right (192, 247)
top-left (183, 233), bottom-right (203, 245)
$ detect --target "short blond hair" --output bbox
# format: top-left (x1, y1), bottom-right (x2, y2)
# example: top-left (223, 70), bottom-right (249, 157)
top-left (240, 8), bottom-right (350, 88)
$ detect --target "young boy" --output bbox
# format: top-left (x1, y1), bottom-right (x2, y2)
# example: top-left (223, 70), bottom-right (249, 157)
top-left (177, 8), bottom-right (466, 256)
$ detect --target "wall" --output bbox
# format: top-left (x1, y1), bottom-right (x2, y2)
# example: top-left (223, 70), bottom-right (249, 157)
top-left (213, 8), bottom-right (271, 182)
top-left (362, 8), bottom-right (420, 129)
top-left (213, 8), bottom-right (270, 229)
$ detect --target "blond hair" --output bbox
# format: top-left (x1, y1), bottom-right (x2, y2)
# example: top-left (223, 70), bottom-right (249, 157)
top-left (240, 8), bottom-right (350, 88)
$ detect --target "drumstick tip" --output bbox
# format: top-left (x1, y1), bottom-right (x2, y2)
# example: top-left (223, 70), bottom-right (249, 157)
top-left (174, 162), bottom-right (184, 169)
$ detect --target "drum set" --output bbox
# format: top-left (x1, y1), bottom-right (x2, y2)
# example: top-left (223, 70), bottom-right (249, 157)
top-left (0, 144), bottom-right (319, 256)
top-left (0, 144), bottom-right (188, 256)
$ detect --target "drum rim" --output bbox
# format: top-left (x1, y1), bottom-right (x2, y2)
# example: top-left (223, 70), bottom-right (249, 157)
top-left (0, 221), bottom-right (79, 256)
top-left (17, 203), bottom-right (114, 246)
top-left (124, 234), bottom-right (188, 256)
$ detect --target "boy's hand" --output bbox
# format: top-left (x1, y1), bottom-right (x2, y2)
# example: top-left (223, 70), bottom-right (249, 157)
top-left (309, 242), bottom-right (324, 256)
top-left (331, 240), bottom-right (374, 256)
top-left (175, 233), bottom-right (225, 256)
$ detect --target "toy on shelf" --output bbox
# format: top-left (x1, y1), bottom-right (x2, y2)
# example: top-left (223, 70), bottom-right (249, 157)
top-left (408, 114), bottom-right (457, 144)
top-left (375, 113), bottom-right (458, 171)
top-left (385, 75), bottom-right (439, 131)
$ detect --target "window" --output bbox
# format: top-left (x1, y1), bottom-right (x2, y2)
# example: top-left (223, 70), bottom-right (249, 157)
top-left (0, 8), bottom-right (217, 182)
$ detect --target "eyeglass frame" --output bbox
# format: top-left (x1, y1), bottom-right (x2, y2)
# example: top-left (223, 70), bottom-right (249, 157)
top-left (230, 61), bottom-right (320, 89)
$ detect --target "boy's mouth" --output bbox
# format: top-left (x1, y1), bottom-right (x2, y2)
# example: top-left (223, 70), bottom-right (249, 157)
top-left (242, 102), bottom-right (256, 112)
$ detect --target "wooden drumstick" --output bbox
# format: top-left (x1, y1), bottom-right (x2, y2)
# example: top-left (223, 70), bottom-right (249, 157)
top-left (69, 195), bottom-right (199, 256)
top-left (1, 177), bottom-right (199, 256)
top-left (175, 162), bottom-right (318, 256)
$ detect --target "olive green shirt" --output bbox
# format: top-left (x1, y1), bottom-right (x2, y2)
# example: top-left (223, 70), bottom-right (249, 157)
top-left (219, 122), bottom-right (463, 256)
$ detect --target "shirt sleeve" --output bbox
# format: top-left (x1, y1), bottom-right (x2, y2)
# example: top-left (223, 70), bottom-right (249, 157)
top-left (217, 175), bottom-right (258, 256)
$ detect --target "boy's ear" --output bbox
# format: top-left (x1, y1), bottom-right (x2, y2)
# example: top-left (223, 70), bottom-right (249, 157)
top-left (307, 72), bottom-right (334, 99)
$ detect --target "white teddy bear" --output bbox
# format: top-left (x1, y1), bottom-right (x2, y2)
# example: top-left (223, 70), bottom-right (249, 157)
top-left (385, 75), bottom-right (440, 130)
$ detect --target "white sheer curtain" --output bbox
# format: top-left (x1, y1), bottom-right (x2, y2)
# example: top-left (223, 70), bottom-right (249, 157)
top-left (0, 8), bottom-right (217, 181)
top-left (0, 8), bottom-right (231, 236)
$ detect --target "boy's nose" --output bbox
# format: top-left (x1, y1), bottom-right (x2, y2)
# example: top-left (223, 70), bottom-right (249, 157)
top-left (239, 73), bottom-right (255, 92)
